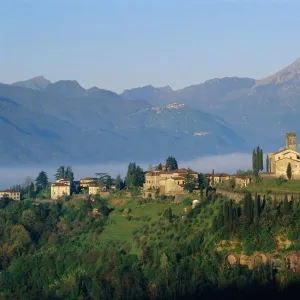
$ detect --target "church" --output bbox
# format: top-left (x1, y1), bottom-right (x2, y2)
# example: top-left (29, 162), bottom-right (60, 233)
top-left (267, 133), bottom-right (300, 179)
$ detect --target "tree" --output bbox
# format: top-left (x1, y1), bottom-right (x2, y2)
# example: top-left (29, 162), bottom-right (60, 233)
top-left (282, 194), bottom-right (290, 215)
top-left (65, 166), bottom-right (74, 182)
top-left (55, 166), bottom-right (65, 180)
top-left (35, 171), bottom-right (49, 191)
top-left (115, 174), bottom-right (124, 190)
top-left (287, 163), bottom-right (292, 180)
top-left (252, 146), bottom-right (264, 174)
top-left (106, 175), bottom-right (113, 189)
top-left (157, 163), bottom-right (163, 170)
top-left (126, 163), bottom-right (145, 188)
top-left (184, 169), bottom-right (196, 193)
top-left (166, 156), bottom-right (178, 171)
top-left (254, 195), bottom-right (261, 224)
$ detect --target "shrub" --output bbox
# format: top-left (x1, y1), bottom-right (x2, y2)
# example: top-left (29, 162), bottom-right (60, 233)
top-left (182, 198), bottom-right (192, 207)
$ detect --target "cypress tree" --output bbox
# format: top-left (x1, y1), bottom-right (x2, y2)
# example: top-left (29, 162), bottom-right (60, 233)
top-left (256, 146), bottom-right (261, 171)
top-left (287, 163), bottom-right (292, 180)
top-left (254, 195), bottom-right (261, 224)
top-left (217, 206), bottom-right (224, 229)
top-left (260, 148), bottom-right (264, 171)
top-left (211, 217), bottom-right (218, 232)
top-left (252, 149), bottom-right (257, 173)
top-left (282, 194), bottom-right (289, 215)
top-left (223, 203), bottom-right (229, 228)
top-left (228, 200), bottom-right (233, 231)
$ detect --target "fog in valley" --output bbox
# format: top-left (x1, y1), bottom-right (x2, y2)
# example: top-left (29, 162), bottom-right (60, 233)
top-left (0, 153), bottom-right (252, 189)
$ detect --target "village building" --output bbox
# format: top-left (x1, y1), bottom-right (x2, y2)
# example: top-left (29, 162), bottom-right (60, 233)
top-left (56, 178), bottom-right (71, 186)
top-left (80, 177), bottom-right (97, 188)
top-left (143, 168), bottom-right (198, 196)
top-left (232, 176), bottom-right (252, 188)
top-left (89, 184), bottom-right (107, 195)
top-left (51, 182), bottom-right (70, 200)
top-left (0, 189), bottom-right (21, 201)
top-left (206, 172), bottom-right (230, 186)
top-left (267, 133), bottom-right (300, 179)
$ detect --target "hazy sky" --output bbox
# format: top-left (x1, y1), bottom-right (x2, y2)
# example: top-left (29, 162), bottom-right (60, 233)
top-left (1, 0), bottom-right (299, 92)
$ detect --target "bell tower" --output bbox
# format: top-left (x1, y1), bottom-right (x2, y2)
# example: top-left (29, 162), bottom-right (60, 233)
top-left (286, 132), bottom-right (297, 151)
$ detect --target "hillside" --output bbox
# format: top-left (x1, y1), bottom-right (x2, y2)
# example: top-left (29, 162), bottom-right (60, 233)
top-left (121, 58), bottom-right (300, 152)
top-left (0, 83), bottom-right (245, 166)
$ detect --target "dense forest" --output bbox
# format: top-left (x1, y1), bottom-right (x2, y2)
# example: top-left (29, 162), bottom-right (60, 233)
top-left (1, 187), bottom-right (300, 299)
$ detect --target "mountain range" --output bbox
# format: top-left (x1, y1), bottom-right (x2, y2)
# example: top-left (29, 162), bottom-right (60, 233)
top-left (1, 58), bottom-right (300, 166)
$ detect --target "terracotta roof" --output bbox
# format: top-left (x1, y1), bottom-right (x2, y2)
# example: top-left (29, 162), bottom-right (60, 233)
top-left (51, 183), bottom-right (69, 187)
top-left (0, 189), bottom-right (19, 193)
top-left (214, 173), bottom-right (230, 177)
top-left (145, 168), bottom-right (197, 175)
top-left (89, 184), bottom-right (100, 188)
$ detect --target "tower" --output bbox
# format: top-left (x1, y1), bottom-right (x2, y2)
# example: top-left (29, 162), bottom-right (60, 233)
top-left (286, 132), bottom-right (297, 151)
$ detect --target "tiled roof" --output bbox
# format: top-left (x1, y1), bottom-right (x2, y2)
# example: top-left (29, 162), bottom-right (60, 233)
top-left (145, 168), bottom-right (197, 175)
top-left (0, 189), bottom-right (19, 193)
top-left (51, 183), bottom-right (69, 187)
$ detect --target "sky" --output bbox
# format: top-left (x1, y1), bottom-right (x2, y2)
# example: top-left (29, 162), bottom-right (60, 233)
top-left (1, 0), bottom-right (300, 92)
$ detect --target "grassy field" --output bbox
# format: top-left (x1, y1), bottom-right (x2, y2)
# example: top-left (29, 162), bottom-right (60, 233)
top-left (246, 179), bottom-right (300, 194)
top-left (100, 197), bottom-right (186, 244)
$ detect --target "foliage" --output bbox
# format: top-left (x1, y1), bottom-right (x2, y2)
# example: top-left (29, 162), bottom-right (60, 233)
top-left (1, 186), bottom-right (300, 299)
top-left (287, 163), bottom-right (292, 180)
top-left (165, 156), bottom-right (178, 171)
top-left (35, 171), bottom-right (49, 192)
top-left (252, 146), bottom-right (264, 175)
top-left (126, 163), bottom-right (145, 187)
top-left (184, 168), bottom-right (196, 192)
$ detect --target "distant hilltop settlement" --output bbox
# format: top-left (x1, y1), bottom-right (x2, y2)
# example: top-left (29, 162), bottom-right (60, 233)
top-left (0, 132), bottom-right (299, 202)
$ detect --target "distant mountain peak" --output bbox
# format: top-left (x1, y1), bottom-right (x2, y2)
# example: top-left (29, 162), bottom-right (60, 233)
top-left (44, 80), bottom-right (86, 97)
top-left (159, 85), bottom-right (173, 92)
top-left (256, 57), bottom-right (300, 87)
top-left (12, 76), bottom-right (51, 91)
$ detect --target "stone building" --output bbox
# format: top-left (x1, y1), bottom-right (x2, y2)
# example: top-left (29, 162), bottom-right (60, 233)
top-left (143, 168), bottom-right (198, 196)
top-left (51, 183), bottom-right (70, 200)
top-left (232, 176), bottom-right (252, 188)
top-left (88, 184), bottom-right (107, 195)
top-left (0, 189), bottom-right (21, 201)
top-left (80, 177), bottom-right (97, 188)
top-left (267, 133), bottom-right (300, 179)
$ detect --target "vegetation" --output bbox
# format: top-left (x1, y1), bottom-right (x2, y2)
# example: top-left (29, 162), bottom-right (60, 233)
top-left (165, 156), bottom-right (178, 171)
top-left (126, 163), bottom-right (145, 188)
top-left (4, 158), bottom-right (300, 299)
top-left (287, 163), bottom-right (292, 180)
top-left (252, 146), bottom-right (264, 175)
top-left (1, 186), bottom-right (300, 299)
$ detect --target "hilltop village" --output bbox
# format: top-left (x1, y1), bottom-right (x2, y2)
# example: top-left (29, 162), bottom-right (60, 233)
top-left (2, 133), bottom-right (300, 298)
top-left (0, 132), bottom-right (299, 203)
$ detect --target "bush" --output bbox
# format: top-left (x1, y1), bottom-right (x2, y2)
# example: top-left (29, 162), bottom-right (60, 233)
top-left (182, 198), bottom-right (192, 207)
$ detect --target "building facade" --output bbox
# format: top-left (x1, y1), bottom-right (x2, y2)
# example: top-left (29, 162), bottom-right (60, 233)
top-left (80, 177), bottom-right (97, 188)
top-left (143, 168), bottom-right (198, 195)
top-left (267, 133), bottom-right (300, 179)
top-left (0, 189), bottom-right (21, 201)
top-left (51, 183), bottom-right (71, 200)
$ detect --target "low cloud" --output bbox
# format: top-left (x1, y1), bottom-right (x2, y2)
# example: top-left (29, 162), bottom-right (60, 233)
top-left (0, 152), bottom-right (253, 189)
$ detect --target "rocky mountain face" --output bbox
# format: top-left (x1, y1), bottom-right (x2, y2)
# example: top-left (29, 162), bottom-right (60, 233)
top-left (0, 81), bottom-right (245, 166)
top-left (12, 76), bottom-right (51, 90)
